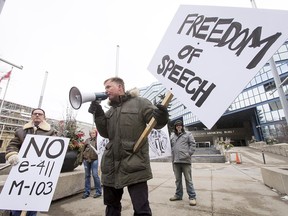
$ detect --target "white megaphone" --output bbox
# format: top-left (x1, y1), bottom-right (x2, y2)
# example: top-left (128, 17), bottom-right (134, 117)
top-left (69, 86), bottom-right (108, 110)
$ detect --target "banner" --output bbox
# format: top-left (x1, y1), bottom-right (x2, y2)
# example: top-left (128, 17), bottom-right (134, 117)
top-left (148, 5), bottom-right (288, 129)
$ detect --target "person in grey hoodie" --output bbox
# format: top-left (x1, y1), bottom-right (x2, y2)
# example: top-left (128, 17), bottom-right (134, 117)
top-left (169, 120), bottom-right (197, 206)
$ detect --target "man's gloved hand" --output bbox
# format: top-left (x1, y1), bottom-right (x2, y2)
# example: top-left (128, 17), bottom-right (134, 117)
top-left (153, 104), bottom-right (169, 125)
top-left (88, 101), bottom-right (105, 117)
top-left (7, 154), bottom-right (19, 166)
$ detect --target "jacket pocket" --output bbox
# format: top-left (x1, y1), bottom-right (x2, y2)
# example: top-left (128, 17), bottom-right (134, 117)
top-left (101, 148), bottom-right (114, 175)
top-left (179, 150), bottom-right (191, 160)
top-left (121, 141), bottom-right (146, 173)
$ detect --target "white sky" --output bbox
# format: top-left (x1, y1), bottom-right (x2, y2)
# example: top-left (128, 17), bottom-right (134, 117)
top-left (0, 0), bottom-right (288, 124)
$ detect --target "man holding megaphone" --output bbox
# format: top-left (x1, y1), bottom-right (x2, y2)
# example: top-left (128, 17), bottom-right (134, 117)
top-left (88, 77), bottom-right (169, 216)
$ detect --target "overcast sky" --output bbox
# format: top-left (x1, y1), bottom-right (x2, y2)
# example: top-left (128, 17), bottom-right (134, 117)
top-left (0, 0), bottom-right (288, 124)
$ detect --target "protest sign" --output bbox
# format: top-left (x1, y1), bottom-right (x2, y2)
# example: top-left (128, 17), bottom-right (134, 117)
top-left (148, 5), bottom-right (288, 129)
top-left (0, 135), bottom-right (69, 212)
top-left (97, 125), bottom-right (171, 161)
top-left (148, 125), bottom-right (171, 159)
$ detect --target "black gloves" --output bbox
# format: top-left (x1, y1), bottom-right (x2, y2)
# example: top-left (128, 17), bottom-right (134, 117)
top-left (153, 104), bottom-right (169, 125)
top-left (88, 101), bottom-right (105, 117)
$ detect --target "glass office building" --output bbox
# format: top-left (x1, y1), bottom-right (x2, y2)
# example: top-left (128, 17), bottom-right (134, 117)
top-left (140, 41), bottom-right (288, 146)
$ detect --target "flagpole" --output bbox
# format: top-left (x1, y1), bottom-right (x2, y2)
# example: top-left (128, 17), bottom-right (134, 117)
top-left (250, 0), bottom-right (288, 125)
top-left (115, 45), bottom-right (119, 77)
top-left (38, 71), bottom-right (48, 108)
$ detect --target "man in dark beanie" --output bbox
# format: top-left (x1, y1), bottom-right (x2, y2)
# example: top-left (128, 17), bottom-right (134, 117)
top-left (169, 120), bottom-right (197, 206)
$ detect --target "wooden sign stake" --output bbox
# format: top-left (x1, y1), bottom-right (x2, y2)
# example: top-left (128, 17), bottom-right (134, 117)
top-left (133, 91), bottom-right (173, 152)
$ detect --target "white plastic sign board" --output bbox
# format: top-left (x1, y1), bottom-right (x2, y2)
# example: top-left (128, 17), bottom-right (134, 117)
top-left (148, 125), bottom-right (171, 159)
top-left (148, 5), bottom-right (288, 129)
top-left (0, 135), bottom-right (69, 212)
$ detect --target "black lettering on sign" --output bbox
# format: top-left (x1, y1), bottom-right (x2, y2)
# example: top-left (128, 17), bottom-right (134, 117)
top-left (157, 55), bottom-right (216, 107)
top-left (22, 137), bottom-right (65, 159)
top-left (177, 13), bottom-right (281, 69)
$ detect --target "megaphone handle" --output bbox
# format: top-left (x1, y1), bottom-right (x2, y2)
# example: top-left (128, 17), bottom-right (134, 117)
top-left (133, 91), bottom-right (173, 152)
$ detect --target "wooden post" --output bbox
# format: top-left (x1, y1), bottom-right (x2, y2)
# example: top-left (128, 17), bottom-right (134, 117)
top-left (0, 163), bottom-right (10, 171)
top-left (133, 91), bottom-right (173, 152)
top-left (20, 211), bottom-right (27, 216)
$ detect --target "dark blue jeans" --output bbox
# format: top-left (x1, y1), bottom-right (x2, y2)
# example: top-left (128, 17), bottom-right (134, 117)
top-left (104, 182), bottom-right (152, 216)
top-left (11, 211), bottom-right (37, 216)
top-left (172, 163), bottom-right (196, 199)
top-left (83, 159), bottom-right (102, 196)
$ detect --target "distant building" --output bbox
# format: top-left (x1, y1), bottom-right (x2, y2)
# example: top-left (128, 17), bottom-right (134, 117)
top-left (140, 41), bottom-right (288, 147)
top-left (0, 100), bottom-right (92, 152)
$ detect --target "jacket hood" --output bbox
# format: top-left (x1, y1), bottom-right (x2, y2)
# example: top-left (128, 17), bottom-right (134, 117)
top-left (174, 120), bottom-right (184, 134)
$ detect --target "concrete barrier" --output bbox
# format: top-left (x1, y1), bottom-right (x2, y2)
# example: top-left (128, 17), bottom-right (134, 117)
top-left (261, 166), bottom-right (288, 195)
top-left (250, 142), bottom-right (288, 158)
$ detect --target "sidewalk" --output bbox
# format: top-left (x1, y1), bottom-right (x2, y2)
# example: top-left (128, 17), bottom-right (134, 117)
top-left (36, 147), bottom-right (287, 216)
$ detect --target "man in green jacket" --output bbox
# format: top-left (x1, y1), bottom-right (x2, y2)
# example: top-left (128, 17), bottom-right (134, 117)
top-left (88, 77), bottom-right (168, 216)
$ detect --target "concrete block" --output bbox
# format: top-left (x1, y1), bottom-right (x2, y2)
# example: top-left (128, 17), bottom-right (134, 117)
top-left (261, 166), bottom-right (288, 195)
top-left (52, 167), bottom-right (85, 201)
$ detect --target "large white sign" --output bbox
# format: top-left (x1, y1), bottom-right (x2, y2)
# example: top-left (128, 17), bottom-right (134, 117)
top-left (0, 135), bottom-right (69, 212)
top-left (148, 5), bottom-right (288, 129)
top-left (148, 126), bottom-right (171, 159)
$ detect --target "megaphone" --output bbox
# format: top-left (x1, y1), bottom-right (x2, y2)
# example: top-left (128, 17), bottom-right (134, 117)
top-left (69, 86), bottom-right (108, 110)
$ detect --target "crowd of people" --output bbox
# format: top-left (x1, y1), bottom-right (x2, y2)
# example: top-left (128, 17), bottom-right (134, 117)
top-left (4, 76), bottom-right (197, 216)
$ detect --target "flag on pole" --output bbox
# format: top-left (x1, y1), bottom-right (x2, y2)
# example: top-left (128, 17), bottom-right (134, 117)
top-left (0, 70), bottom-right (11, 82)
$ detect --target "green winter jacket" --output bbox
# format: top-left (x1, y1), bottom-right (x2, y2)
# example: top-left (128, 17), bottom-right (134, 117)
top-left (94, 88), bottom-right (167, 188)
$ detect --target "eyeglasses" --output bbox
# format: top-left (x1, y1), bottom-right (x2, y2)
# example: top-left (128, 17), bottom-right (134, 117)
top-left (32, 113), bottom-right (44, 116)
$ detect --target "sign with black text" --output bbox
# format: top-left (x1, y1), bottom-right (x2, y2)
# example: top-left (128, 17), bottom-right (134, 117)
top-left (0, 135), bottom-right (69, 212)
top-left (148, 126), bottom-right (171, 159)
top-left (148, 5), bottom-right (288, 129)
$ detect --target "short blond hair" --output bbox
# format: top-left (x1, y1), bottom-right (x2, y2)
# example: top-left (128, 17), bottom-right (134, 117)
top-left (104, 77), bottom-right (125, 91)
top-left (89, 128), bottom-right (98, 137)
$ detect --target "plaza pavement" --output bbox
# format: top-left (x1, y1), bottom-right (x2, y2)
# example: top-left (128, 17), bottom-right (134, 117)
top-left (37, 147), bottom-right (288, 216)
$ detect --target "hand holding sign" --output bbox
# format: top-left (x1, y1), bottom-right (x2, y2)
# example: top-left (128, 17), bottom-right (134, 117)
top-left (7, 154), bottom-right (19, 166)
top-left (133, 91), bottom-right (173, 152)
